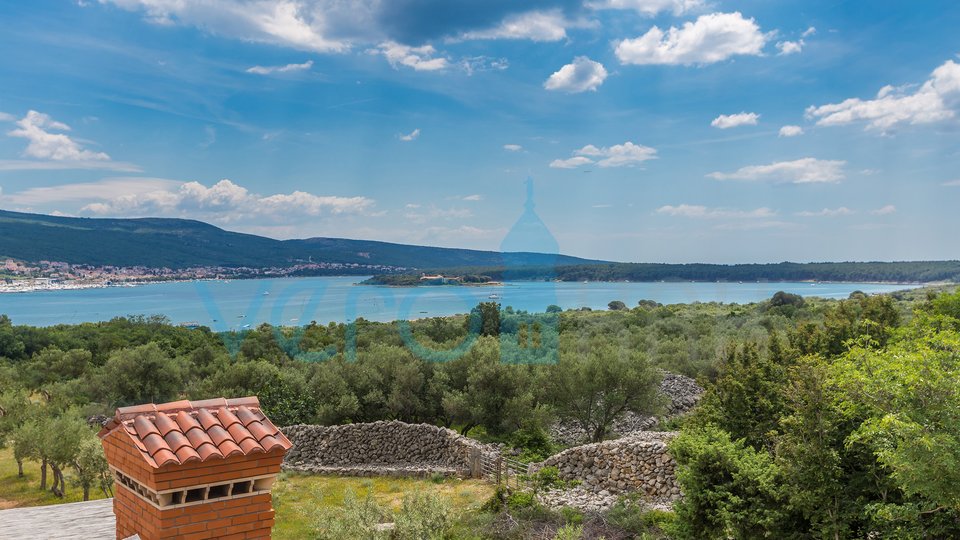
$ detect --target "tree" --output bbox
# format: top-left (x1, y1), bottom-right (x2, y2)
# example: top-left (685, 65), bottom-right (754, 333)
top-left (467, 302), bottom-right (500, 338)
top-left (670, 425), bottom-right (785, 540)
top-left (44, 412), bottom-right (87, 497)
top-left (95, 343), bottom-right (185, 406)
top-left (608, 300), bottom-right (627, 311)
top-left (73, 434), bottom-right (112, 501)
top-left (547, 339), bottom-right (662, 442)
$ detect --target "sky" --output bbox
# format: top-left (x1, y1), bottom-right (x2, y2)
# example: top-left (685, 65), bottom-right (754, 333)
top-left (1, 0), bottom-right (959, 264)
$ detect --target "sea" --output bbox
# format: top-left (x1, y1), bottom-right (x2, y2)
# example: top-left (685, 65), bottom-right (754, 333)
top-left (0, 276), bottom-right (915, 329)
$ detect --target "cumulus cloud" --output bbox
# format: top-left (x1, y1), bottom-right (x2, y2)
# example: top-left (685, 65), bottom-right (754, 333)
top-left (375, 42), bottom-right (448, 71)
top-left (549, 156), bottom-right (595, 169)
top-left (399, 128), bottom-right (420, 141)
top-left (458, 10), bottom-right (582, 42)
top-left (0, 112), bottom-right (14, 122)
top-left (8, 110), bottom-right (109, 161)
top-left (711, 111), bottom-right (759, 129)
top-left (503, 144), bottom-right (523, 152)
top-left (806, 58), bottom-right (960, 131)
top-left (550, 141), bottom-right (658, 168)
top-left (795, 207), bottom-right (854, 217)
top-left (587, 0), bottom-right (704, 16)
top-left (79, 178), bottom-right (374, 222)
top-left (779, 125), bottom-right (804, 137)
top-left (2, 110), bottom-right (138, 171)
top-left (246, 60), bottom-right (313, 75)
top-left (871, 204), bottom-right (896, 215)
top-left (656, 204), bottom-right (775, 219)
top-left (615, 12), bottom-right (769, 66)
top-left (100, 0), bottom-right (348, 52)
top-left (708, 157), bottom-right (846, 184)
top-left (544, 56), bottom-right (608, 93)
top-left (776, 40), bottom-right (803, 55)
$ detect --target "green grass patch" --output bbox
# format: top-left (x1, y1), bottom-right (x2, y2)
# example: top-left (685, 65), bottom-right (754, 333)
top-left (0, 447), bottom-right (109, 508)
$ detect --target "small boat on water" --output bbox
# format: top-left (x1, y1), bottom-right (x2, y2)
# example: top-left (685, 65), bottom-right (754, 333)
top-left (263, 291), bottom-right (270, 295)
top-left (488, 294), bottom-right (501, 299)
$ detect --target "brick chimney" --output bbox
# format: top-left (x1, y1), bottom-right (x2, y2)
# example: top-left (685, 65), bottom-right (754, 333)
top-left (98, 397), bottom-right (292, 540)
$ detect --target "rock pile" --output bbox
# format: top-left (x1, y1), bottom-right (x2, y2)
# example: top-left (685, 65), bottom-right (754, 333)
top-left (281, 420), bottom-right (490, 477)
top-left (532, 432), bottom-right (680, 507)
top-left (550, 371), bottom-right (703, 445)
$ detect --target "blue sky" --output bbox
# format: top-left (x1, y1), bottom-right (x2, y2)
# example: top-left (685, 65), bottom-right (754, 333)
top-left (1, 0), bottom-right (959, 263)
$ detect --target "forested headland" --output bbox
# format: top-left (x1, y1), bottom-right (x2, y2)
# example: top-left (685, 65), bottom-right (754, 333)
top-left (2, 285), bottom-right (960, 537)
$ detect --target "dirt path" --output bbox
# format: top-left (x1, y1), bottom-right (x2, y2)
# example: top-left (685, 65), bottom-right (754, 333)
top-left (0, 496), bottom-right (18, 509)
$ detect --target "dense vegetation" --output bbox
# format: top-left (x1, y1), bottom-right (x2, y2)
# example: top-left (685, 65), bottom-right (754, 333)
top-left (435, 260), bottom-right (960, 284)
top-left (0, 209), bottom-right (597, 269)
top-left (3, 285), bottom-right (960, 538)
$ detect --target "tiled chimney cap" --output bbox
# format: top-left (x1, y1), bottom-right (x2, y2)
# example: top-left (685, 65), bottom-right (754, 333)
top-left (98, 396), bottom-right (292, 469)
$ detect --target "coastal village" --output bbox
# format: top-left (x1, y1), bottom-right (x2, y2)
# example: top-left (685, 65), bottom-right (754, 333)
top-left (0, 258), bottom-right (409, 293)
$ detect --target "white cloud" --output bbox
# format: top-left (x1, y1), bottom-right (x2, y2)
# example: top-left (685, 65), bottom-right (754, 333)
top-left (708, 157), bottom-right (846, 184)
top-left (503, 144), bottom-right (523, 152)
top-left (544, 56), bottom-right (608, 93)
top-left (403, 205), bottom-right (473, 224)
top-left (246, 60), bottom-right (313, 75)
top-left (656, 204), bottom-right (776, 219)
top-left (778, 125), bottom-right (804, 137)
top-left (100, 0), bottom-right (348, 53)
top-left (399, 128), bottom-right (420, 141)
top-left (79, 178), bottom-right (373, 221)
top-left (942, 179), bottom-right (960, 187)
top-left (871, 204), bottom-right (896, 215)
top-left (549, 156), bottom-right (595, 169)
top-left (711, 111), bottom-right (759, 129)
top-left (461, 194), bottom-right (483, 201)
top-left (615, 12), bottom-right (769, 66)
top-left (375, 41), bottom-right (448, 71)
top-left (587, 0), bottom-right (704, 16)
top-left (551, 141), bottom-right (658, 168)
top-left (795, 207), bottom-right (854, 217)
top-left (1, 177), bottom-right (180, 205)
top-left (802, 26), bottom-right (817, 37)
top-left (776, 40), bottom-right (803, 55)
top-left (806, 58), bottom-right (960, 131)
top-left (458, 10), bottom-right (580, 42)
top-left (0, 112), bottom-right (14, 122)
top-left (0, 160), bottom-right (141, 172)
top-left (8, 110), bottom-right (109, 161)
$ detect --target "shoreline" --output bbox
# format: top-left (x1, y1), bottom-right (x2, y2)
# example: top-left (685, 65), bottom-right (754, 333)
top-left (0, 275), bottom-right (944, 295)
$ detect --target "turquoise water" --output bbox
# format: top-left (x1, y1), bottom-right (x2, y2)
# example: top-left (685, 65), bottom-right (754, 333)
top-left (0, 276), bottom-right (914, 329)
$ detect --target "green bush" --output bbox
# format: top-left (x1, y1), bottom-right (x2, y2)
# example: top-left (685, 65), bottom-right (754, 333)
top-left (314, 490), bottom-right (387, 540)
top-left (552, 523), bottom-right (583, 540)
top-left (393, 492), bottom-right (453, 540)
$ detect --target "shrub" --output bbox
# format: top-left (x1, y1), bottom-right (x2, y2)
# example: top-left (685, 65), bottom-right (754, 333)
top-left (394, 492), bottom-right (453, 540)
top-left (552, 523), bottom-right (583, 540)
top-left (314, 490), bottom-right (387, 540)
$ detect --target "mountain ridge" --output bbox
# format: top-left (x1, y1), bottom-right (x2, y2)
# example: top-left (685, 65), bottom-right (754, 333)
top-left (0, 209), bottom-right (601, 270)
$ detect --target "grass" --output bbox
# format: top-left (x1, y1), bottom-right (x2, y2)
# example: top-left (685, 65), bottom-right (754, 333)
top-left (1, 448), bottom-right (494, 538)
top-left (271, 472), bottom-right (494, 540)
top-left (0, 447), bottom-right (110, 508)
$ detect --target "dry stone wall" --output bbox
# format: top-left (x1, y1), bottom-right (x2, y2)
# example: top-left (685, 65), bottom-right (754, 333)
top-left (551, 372), bottom-right (703, 445)
top-left (533, 432), bottom-right (679, 507)
top-left (281, 420), bottom-right (490, 478)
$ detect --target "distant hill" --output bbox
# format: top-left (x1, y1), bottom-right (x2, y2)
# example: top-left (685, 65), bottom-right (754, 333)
top-left (0, 209), bottom-right (601, 270)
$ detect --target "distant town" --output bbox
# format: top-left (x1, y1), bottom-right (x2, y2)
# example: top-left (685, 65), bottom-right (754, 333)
top-left (0, 258), bottom-right (410, 293)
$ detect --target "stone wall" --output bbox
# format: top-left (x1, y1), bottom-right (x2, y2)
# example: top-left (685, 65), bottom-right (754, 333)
top-left (533, 432), bottom-right (679, 506)
top-left (281, 420), bottom-right (490, 478)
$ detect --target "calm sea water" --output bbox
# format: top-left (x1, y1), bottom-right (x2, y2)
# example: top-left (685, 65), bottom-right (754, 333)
top-left (0, 276), bottom-right (914, 329)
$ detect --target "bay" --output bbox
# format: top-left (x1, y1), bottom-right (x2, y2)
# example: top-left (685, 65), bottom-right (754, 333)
top-left (0, 276), bottom-right (914, 329)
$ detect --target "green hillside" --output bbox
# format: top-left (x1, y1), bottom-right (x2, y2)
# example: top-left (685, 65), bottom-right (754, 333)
top-left (0, 209), bottom-right (599, 270)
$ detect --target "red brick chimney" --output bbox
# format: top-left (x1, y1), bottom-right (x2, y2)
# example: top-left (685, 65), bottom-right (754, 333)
top-left (98, 397), bottom-right (292, 540)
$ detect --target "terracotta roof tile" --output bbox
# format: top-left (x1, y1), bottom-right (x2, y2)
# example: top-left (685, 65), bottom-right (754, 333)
top-left (97, 396), bottom-right (292, 469)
